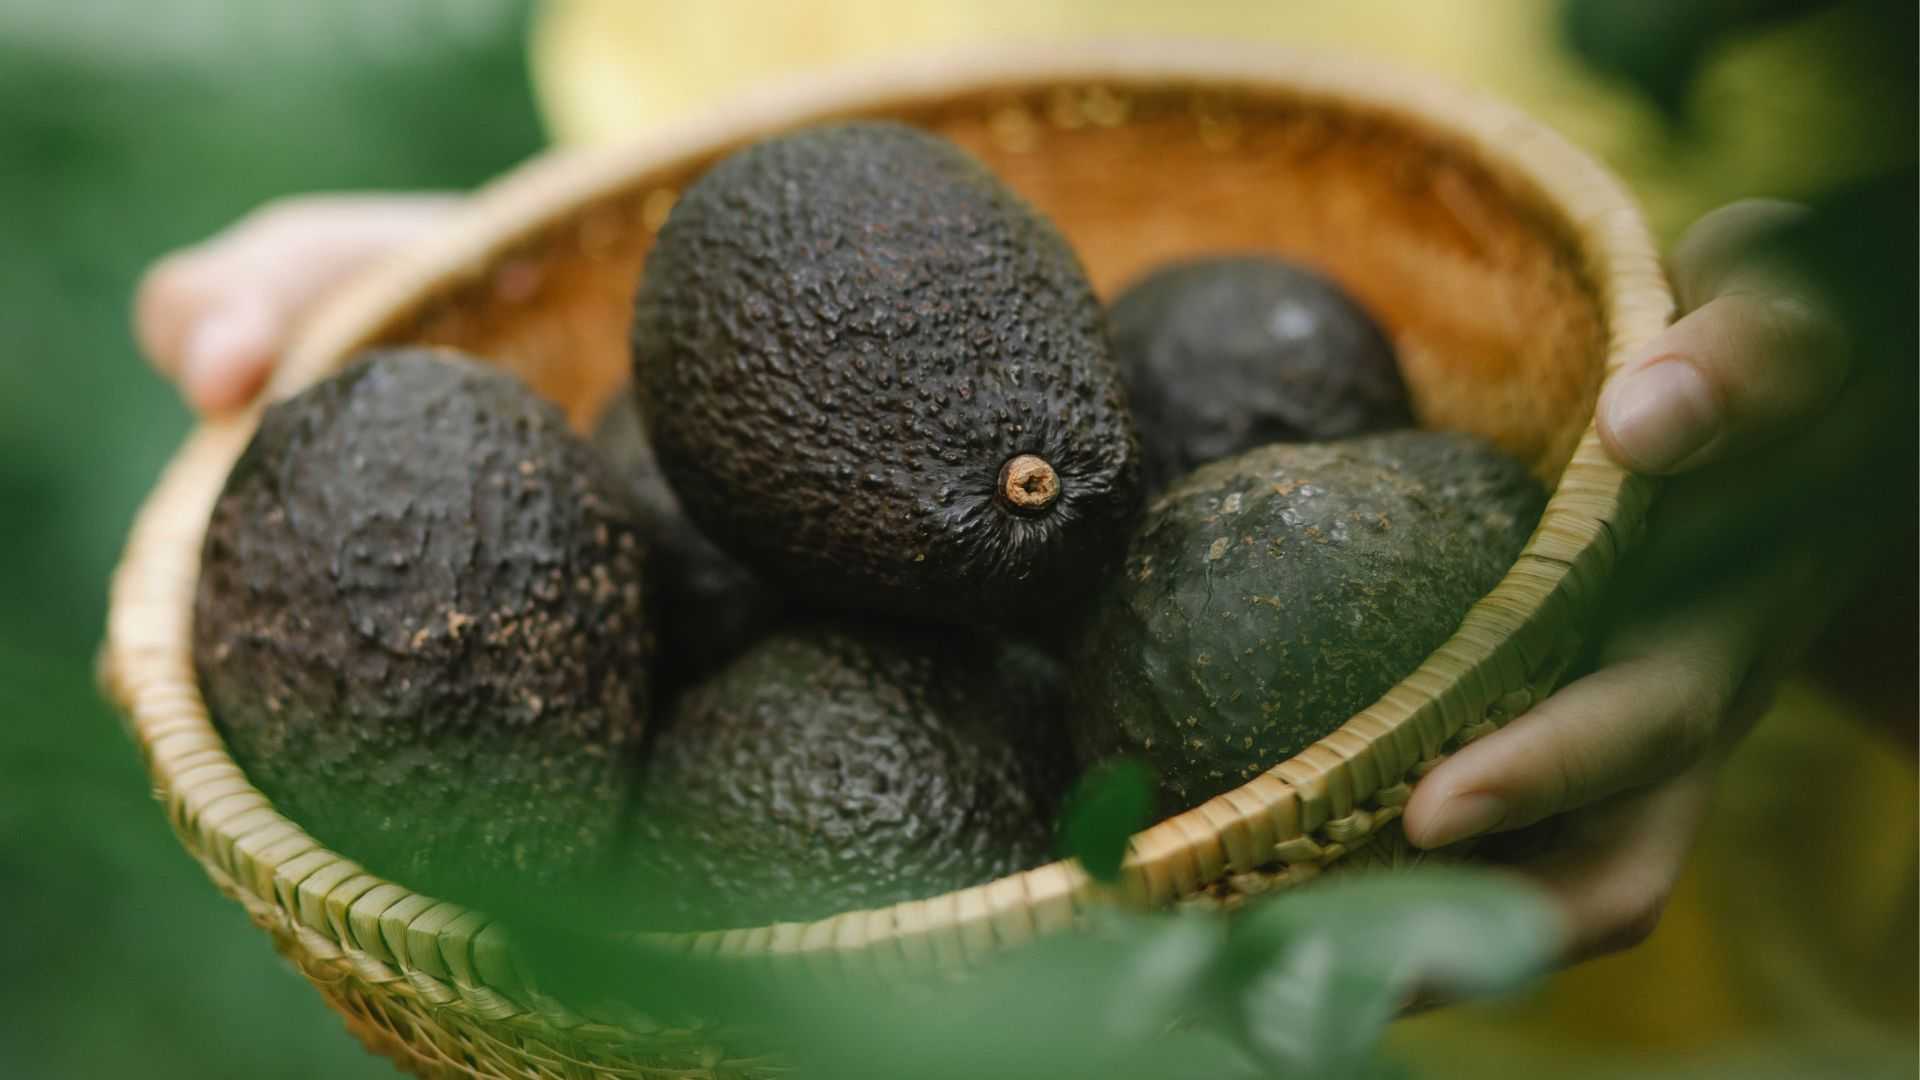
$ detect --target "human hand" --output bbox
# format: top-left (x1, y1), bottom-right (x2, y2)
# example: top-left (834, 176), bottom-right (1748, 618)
top-left (133, 193), bottom-right (459, 413)
top-left (1402, 199), bottom-right (1856, 963)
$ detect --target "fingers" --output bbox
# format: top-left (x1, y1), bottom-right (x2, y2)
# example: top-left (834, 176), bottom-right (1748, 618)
top-left (1403, 568), bottom-right (1774, 851)
top-left (1598, 291), bottom-right (1845, 473)
top-left (1522, 762), bottom-right (1719, 964)
top-left (1598, 200), bottom-right (1848, 475)
top-left (1402, 766), bottom-right (1719, 993)
top-left (132, 193), bottom-right (459, 414)
top-left (1665, 198), bottom-right (1805, 311)
top-left (1402, 655), bottom-right (1724, 850)
top-left (133, 251), bottom-right (215, 378)
top-left (176, 298), bottom-right (282, 413)
top-left (137, 246), bottom-right (294, 412)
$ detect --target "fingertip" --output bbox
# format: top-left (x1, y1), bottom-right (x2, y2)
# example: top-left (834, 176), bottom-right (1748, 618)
top-left (1405, 788), bottom-right (1508, 851)
top-left (1401, 755), bottom-right (1491, 849)
top-left (185, 355), bottom-right (273, 415)
top-left (181, 304), bottom-right (280, 414)
top-left (1620, 220), bottom-right (1848, 475)
top-left (134, 251), bottom-right (209, 373)
top-left (1597, 355), bottom-right (1723, 475)
top-left (1401, 772), bottom-right (1450, 849)
top-left (1405, 690), bottom-right (1596, 851)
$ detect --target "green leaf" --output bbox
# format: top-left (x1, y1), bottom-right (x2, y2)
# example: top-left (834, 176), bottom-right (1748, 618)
top-left (505, 867), bottom-right (1556, 1080)
top-left (1235, 867), bottom-right (1562, 995)
top-left (1055, 759), bottom-right (1157, 883)
top-left (1222, 868), bottom-right (1560, 1074)
top-left (1233, 933), bottom-right (1403, 1076)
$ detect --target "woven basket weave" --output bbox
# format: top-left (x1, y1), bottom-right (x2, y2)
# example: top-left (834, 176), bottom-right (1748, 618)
top-left (101, 43), bottom-right (1672, 1078)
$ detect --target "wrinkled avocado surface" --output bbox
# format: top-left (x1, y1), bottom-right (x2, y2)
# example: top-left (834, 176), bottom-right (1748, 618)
top-left (1108, 256), bottom-right (1412, 493)
top-left (626, 622), bottom-right (1070, 931)
top-left (592, 388), bottom-right (780, 685)
top-left (193, 350), bottom-right (653, 903)
top-left (633, 121), bottom-right (1142, 631)
top-left (1071, 431), bottom-right (1543, 811)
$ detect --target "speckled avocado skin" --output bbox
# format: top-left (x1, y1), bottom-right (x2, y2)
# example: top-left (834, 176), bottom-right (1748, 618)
top-left (633, 121), bottom-right (1142, 630)
top-left (193, 350), bottom-right (654, 903)
top-left (592, 388), bottom-right (780, 685)
top-left (1108, 256), bottom-right (1413, 493)
top-left (1070, 432), bottom-right (1543, 812)
top-left (626, 622), bottom-right (1070, 931)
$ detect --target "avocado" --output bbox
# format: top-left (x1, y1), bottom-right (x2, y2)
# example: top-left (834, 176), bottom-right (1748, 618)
top-left (592, 387), bottom-right (781, 684)
top-left (193, 350), bottom-right (653, 903)
top-left (632, 121), bottom-right (1142, 631)
top-left (1070, 431), bottom-right (1543, 811)
top-left (1108, 256), bottom-right (1413, 493)
top-left (625, 622), bottom-right (1070, 931)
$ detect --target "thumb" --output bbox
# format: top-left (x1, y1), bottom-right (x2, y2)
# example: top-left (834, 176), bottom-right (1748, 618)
top-left (1598, 201), bottom-right (1848, 475)
top-left (132, 193), bottom-right (459, 415)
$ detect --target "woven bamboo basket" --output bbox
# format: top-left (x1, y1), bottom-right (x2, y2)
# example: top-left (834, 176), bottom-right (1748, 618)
top-left (102, 42), bottom-right (1672, 1079)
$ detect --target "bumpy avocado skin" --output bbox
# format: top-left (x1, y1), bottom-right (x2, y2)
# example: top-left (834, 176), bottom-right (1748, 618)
top-left (592, 388), bottom-right (780, 684)
top-left (626, 622), bottom-right (1070, 931)
top-left (633, 121), bottom-right (1142, 630)
top-left (193, 350), bottom-right (653, 903)
top-left (1108, 257), bottom-right (1413, 493)
top-left (1070, 432), bottom-right (1543, 812)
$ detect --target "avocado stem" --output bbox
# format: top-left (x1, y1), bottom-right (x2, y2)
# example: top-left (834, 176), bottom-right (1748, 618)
top-left (999, 454), bottom-right (1061, 515)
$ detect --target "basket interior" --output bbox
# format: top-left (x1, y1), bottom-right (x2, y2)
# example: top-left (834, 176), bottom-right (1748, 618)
top-left (358, 81), bottom-right (1606, 481)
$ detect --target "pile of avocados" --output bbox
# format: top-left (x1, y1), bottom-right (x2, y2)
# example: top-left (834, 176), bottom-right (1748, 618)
top-left (193, 121), bottom-right (1544, 930)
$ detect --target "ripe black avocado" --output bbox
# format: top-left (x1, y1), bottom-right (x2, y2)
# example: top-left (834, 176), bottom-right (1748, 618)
top-left (1070, 431), bottom-right (1543, 811)
top-left (1108, 256), bottom-right (1413, 493)
top-left (592, 388), bottom-right (780, 684)
top-left (632, 121), bottom-right (1142, 631)
top-left (624, 622), bottom-right (1071, 931)
top-left (193, 350), bottom-right (653, 903)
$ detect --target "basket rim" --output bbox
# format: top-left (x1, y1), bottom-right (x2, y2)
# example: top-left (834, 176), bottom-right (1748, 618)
top-left (102, 38), bottom-right (1670, 1026)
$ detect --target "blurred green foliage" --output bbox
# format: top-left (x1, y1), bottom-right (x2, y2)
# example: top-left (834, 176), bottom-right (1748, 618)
top-left (1055, 758), bottom-right (1159, 883)
top-left (505, 868), bottom-right (1559, 1080)
top-left (0, 2), bottom-right (542, 1077)
top-left (1562, 0), bottom-right (1916, 654)
top-left (1563, 0), bottom-right (1914, 131)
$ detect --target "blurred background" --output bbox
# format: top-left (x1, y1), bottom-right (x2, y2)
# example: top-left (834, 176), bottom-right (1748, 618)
top-left (0, 1), bottom-right (1910, 1078)
top-left (1, 3), bottom-right (540, 1076)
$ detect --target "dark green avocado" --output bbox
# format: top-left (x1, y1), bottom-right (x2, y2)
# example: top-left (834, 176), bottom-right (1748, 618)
top-left (193, 349), bottom-right (654, 904)
top-left (1108, 256), bottom-right (1413, 493)
top-left (592, 387), bottom-right (780, 685)
top-left (1070, 431), bottom-right (1543, 812)
top-left (625, 622), bottom-right (1071, 931)
top-left (632, 121), bottom-right (1142, 631)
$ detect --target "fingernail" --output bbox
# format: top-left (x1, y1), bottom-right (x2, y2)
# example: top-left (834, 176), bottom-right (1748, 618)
top-left (1418, 792), bottom-right (1507, 849)
top-left (1599, 357), bottom-right (1720, 473)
